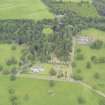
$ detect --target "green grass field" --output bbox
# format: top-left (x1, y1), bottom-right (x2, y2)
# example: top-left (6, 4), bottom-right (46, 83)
top-left (0, 44), bottom-right (23, 71)
top-left (74, 28), bottom-right (105, 93)
top-left (0, 76), bottom-right (105, 105)
top-left (0, 0), bottom-right (53, 20)
top-left (74, 44), bottom-right (105, 92)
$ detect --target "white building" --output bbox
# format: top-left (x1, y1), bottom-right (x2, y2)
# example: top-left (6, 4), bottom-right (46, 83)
top-left (76, 36), bottom-right (94, 45)
top-left (31, 66), bottom-right (44, 73)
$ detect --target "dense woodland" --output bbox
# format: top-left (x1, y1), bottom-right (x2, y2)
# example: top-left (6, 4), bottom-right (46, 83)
top-left (1, 0), bottom-right (105, 63)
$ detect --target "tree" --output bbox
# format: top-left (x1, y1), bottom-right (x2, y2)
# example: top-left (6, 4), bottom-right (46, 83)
top-left (78, 96), bottom-right (86, 104)
top-left (91, 56), bottom-right (97, 62)
top-left (49, 68), bottom-right (57, 76)
top-left (10, 74), bottom-right (16, 81)
top-left (76, 54), bottom-right (84, 60)
top-left (49, 80), bottom-right (55, 87)
top-left (90, 40), bottom-right (103, 49)
top-left (0, 65), bottom-right (3, 72)
top-left (6, 57), bottom-right (17, 66)
top-left (11, 45), bottom-right (17, 51)
top-left (94, 72), bottom-right (100, 79)
top-left (99, 99), bottom-right (105, 105)
top-left (86, 61), bottom-right (91, 69)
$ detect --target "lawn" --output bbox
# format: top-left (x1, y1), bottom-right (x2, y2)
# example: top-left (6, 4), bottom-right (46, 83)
top-left (0, 44), bottom-right (23, 71)
top-left (74, 28), bottom-right (105, 92)
top-left (0, 75), bottom-right (104, 105)
top-left (0, 0), bottom-right (54, 20)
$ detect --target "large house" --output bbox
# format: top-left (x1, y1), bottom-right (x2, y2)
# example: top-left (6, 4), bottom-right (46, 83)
top-left (31, 66), bottom-right (44, 73)
top-left (76, 36), bottom-right (95, 44)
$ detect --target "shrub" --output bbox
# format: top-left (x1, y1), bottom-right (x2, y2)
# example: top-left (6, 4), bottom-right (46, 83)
top-left (76, 48), bottom-right (81, 53)
top-left (49, 80), bottom-right (55, 87)
top-left (99, 99), bottom-right (105, 105)
top-left (73, 75), bottom-right (83, 81)
top-left (91, 56), bottom-right (97, 62)
top-left (90, 40), bottom-right (103, 49)
top-left (76, 54), bottom-right (84, 60)
top-left (57, 70), bottom-right (64, 78)
top-left (2, 70), bottom-right (10, 75)
top-left (11, 67), bottom-right (17, 75)
top-left (77, 69), bottom-right (81, 73)
top-left (72, 62), bottom-right (76, 68)
top-left (0, 65), bottom-right (3, 72)
top-left (49, 68), bottom-right (57, 76)
top-left (6, 57), bottom-right (17, 66)
top-left (94, 72), bottom-right (100, 79)
top-left (8, 88), bottom-right (15, 95)
top-left (11, 45), bottom-right (17, 51)
top-left (86, 61), bottom-right (91, 69)
top-left (10, 74), bottom-right (16, 81)
top-left (78, 96), bottom-right (86, 104)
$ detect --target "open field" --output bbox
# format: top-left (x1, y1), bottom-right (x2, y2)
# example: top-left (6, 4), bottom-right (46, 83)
top-left (73, 28), bottom-right (105, 93)
top-left (0, 44), bottom-right (23, 71)
top-left (0, 76), bottom-right (105, 105)
top-left (0, 0), bottom-right (53, 20)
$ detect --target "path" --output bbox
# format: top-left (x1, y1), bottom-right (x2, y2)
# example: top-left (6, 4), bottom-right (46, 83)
top-left (69, 37), bottom-right (76, 76)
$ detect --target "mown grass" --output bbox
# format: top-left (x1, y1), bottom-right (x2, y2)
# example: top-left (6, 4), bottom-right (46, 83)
top-left (0, 0), bottom-right (54, 20)
top-left (0, 75), bottom-right (104, 105)
top-left (74, 28), bottom-right (105, 93)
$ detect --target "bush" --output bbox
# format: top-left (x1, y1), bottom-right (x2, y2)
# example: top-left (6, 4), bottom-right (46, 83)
top-left (86, 61), bottom-right (91, 69)
top-left (2, 70), bottom-right (10, 75)
top-left (8, 88), bottom-right (15, 95)
top-left (6, 57), bottom-right (17, 66)
top-left (76, 54), bottom-right (84, 60)
top-left (49, 68), bottom-right (57, 76)
top-left (78, 96), bottom-right (86, 104)
top-left (49, 80), bottom-right (55, 87)
top-left (11, 45), bottom-right (17, 51)
top-left (10, 74), bottom-right (16, 81)
top-left (57, 70), bottom-right (64, 78)
top-left (0, 65), bottom-right (3, 72)
top-left (99, 99), bottom-right (105, 105)
top-left (94, 72), bottom-right (100, 79)
top-left (73, 75), bottom-right (83, 81)
top-left (76, 48), bottom-right (81, 53)
top-left (11, 67), bottom-right (17, 75)
top-left (72, 62), bottom-right (76, 68)
top-left (90, 40), bottom-right (103, 49)
top-left (77, 69), bottom-right (81, 73)
top-left (91, 56), bottom-right (97, 62)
